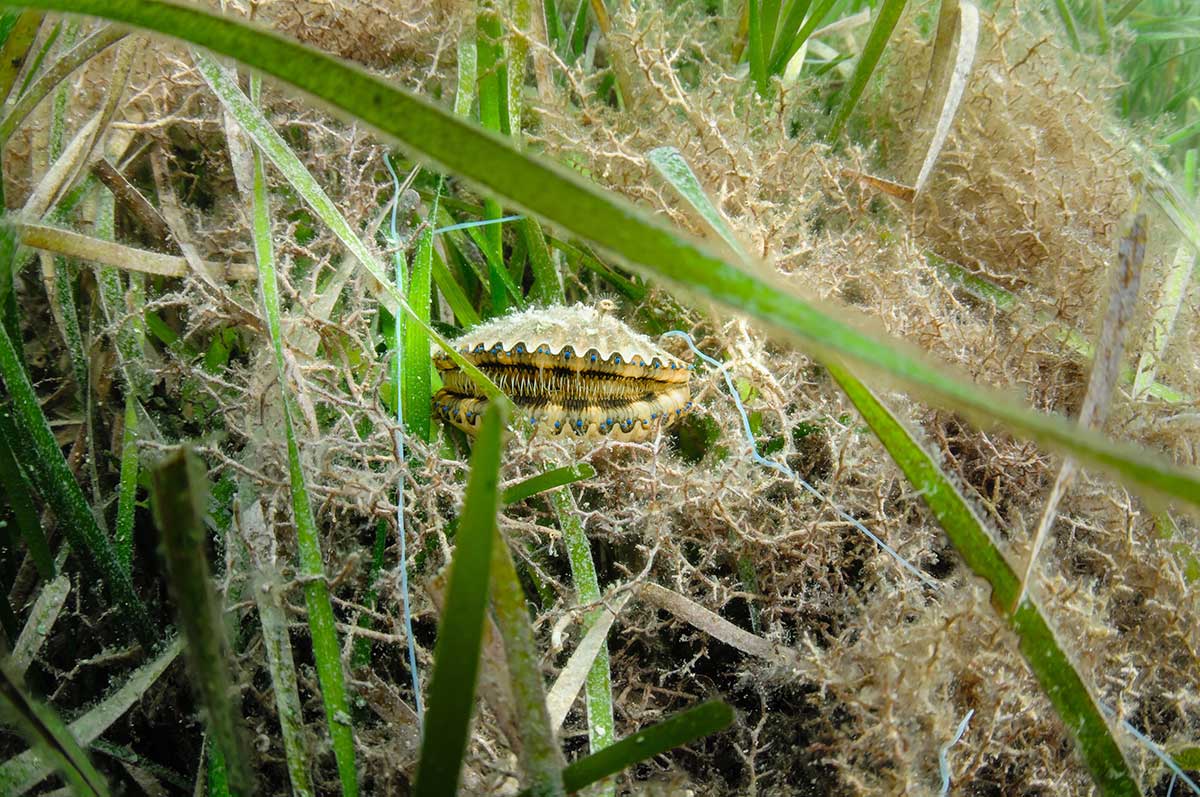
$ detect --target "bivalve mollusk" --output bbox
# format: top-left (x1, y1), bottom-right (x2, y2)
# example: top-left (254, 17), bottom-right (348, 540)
top-left (433, 303), bottom-right (693, 441)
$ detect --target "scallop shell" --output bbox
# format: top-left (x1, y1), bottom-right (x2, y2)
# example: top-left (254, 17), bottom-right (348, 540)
top-left (432, 303), bottom-right (693, 440)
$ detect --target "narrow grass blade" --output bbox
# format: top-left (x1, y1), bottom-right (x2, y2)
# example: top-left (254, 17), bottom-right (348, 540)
top-left (1093, 0), bottom-right (1110, 53)
top-left (1132, 241), bottom-right (1193, 397)
top-left (490, 514), bottom-right (565, 795)
top-left (0, 636), bottom-right (182, 795)
top-left (382, 155), bottom-right (426, 721)
top-left (37, 93), bottom-right (92, 410)
top-left (477, 6), bottom-right (507, 136)
top-left (1010, 603), bottom-right (1136, 795)
top-left (567, 0), bottom-right (589, 62)
top-left (640, 577), bottom-right (802, 668)
top-left (1017, 216), bottom-right (1147, 607)
top-left (13, 18), bottom-right (57, 101)
top-left (415, 400), bottom-right (506, 797)
top-left (240, 491), bottom-right (315, 797)
top-left (455, 19), bottom-right (476, 117)
top-left (29, 0), bottom-right (1200, 511)
top-left (20, 111), bottom-right (98, 220)
top-left (403, 194), bottom-right (437, 443)
top-left (206, 741), bottom-right (229, 797)
top-left (758, 0), bottom-right (781, 76)
top-left (502, 463), bottom-right (596, 504)
top-left (545, 591), bottom-right (630, 733)
top-left (0, 249), bottom-right (153, 646)
top-left (1053, 0), bottom-right (1082, 51)
top-left (828, 0), bottom-right (907, 141)
top-left (476, 4), bottom-right (509, 314)
top-left (544, 0), bottom-right (565, 52)
top-left (825, 361), bottom-right (1014, 602)
top-left (350, 519), bottom-right (390, 669)
top-left (748, 0), bottom-right (768, 95)
top-left (47, 20), bottom-right (79, 157)
top-left (767, 0), bottom-right (811, 69)
top-left (913, 1), bottom-right (978, 195)
top-left (191, 48), bottom-right (510, 411)
top-left (914, 0), bottom-right (958, 137)
top-left (551, 488), bottom-right (613, 769)
top-left (548, 240), bottom-right (645, 301)
top-left (94, 172), bottom-right (147, 571)
top-left (560, 701), bottom-right (734, 794)
top-left (520, 217), bottom-right (562, 305)
top-left (39, 254), bottom-right (86, 406)
top-left (0, 24), bottom-right (125, 148)
top-left (466, 213), bottom-right (525, 312)
top-left (89, 741), bottom-right (190, 791)
top-left (648, 146), bottom-right (747, 257)
top-left (768, 0), bottom-right (837, 77)
top-left (231, 73), bottom-right (358, 795)
top-left (431, 245), bottom-right (481, 326)
top-left (9, 574), bottom-right (69, 675)
top-left (90, 157), bottom-right (174, 251)
top-left (0, 10), bottom-right (42, 103)
top-left (114, 388), bottom-right (139, 569)
top-left (0, 414), bottom-right (54, 579)
top-left (150, 448), bottom-right (253, 795)
top-left (17, 221), bottom-right (256, 279)
top-left (508, 0), bottom-right (534, 145)
top-left (1109, 0), bottom-right (1145, 26)
top-left (825, 360), bottom-right (1139, 797)
top-left (0, 661), bottom-right (109, 797)
top-left (933, 253), bottom-right (1187, 403)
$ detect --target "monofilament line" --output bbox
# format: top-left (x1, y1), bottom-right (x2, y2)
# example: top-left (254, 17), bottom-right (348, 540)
top-left (938, 709), bottom-right (974, 795)
top-left (385, 153), bottom-right (424, 722)
top-left (661, 331), bottom-right (939, 590)
top-left (1100, 702), bottom-right (1200, 796)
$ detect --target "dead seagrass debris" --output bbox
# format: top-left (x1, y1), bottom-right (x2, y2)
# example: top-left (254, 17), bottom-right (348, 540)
top-left (432, 302), bottom-right (693, 440)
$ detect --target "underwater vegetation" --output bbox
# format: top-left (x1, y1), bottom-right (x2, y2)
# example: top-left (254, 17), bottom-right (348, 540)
top-left (0, 0), bottom-right (1198, 795)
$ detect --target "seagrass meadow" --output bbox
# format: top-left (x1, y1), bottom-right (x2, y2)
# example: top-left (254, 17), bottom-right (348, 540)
top-left (0, 0), bottom-right (1198, 795)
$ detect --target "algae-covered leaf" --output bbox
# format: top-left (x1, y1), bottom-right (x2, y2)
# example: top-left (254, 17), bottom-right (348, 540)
top-left (502, 463), bottom-right (596, 504)
top-left (560, 701), bottom-right (735, 794)
top-left (0, 661), bottom-right (109, 797)
top-left (826, 360), bottom-right (1139, 797)
top-left (0, 637), bottom-right (182, 795)
top-left (415, 400), bottom-right (506, 797)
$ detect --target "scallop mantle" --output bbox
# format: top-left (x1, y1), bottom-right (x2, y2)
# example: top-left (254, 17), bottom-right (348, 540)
top-left (432, 303), bottom-right (693, 440)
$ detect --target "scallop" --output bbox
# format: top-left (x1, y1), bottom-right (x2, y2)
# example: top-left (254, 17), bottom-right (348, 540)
top-left (432, 303), bottom-right (693, 440)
